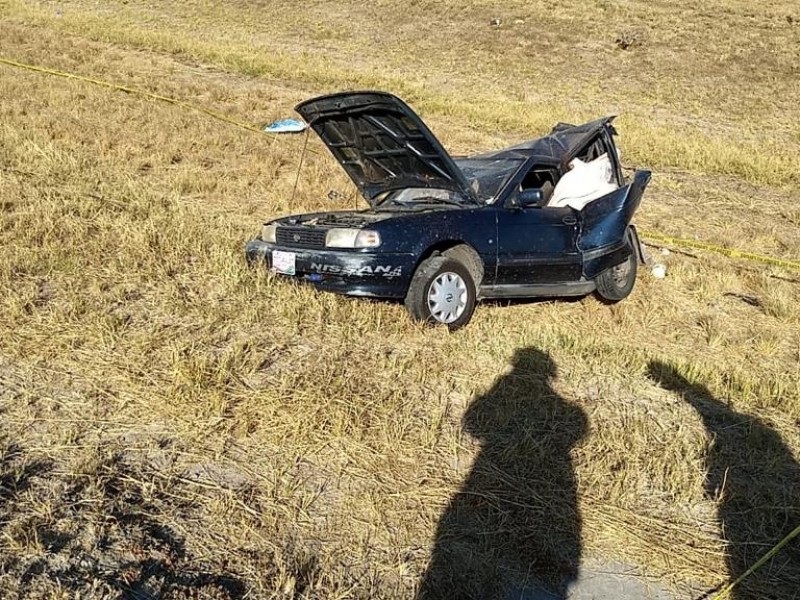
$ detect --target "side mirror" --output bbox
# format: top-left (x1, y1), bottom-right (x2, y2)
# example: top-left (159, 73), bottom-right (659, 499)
top-left (516, 188), bottom-right (545, 208)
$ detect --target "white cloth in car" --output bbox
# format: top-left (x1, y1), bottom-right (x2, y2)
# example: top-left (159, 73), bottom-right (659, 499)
top-left (549, 153), bottom-right (618, 210)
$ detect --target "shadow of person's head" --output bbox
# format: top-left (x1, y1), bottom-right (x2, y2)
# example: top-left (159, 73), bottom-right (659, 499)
top-left (647, 360), bottom-right (714, 395)
top-left (646, 361), bottom-right (749, 438)
top-left (463, 347), bottom-right (567, 442)
top-left (511, 346), bottom-right (558, 378)
top-left (646, 360), bottom-right (725, 412)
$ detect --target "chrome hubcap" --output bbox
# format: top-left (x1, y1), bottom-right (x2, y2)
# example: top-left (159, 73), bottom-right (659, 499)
top-left (611, 259), bottom-right (632, 286)
top-left (427, 272), bottom-right (468, 324)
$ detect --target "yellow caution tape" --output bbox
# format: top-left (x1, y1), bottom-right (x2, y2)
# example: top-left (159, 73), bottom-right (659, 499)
top-left (710, 522), bottom-right (800, 599)
top-left (641, 230), bottom-right (800, 271)
top-left (0, 56), bottom-right (267, 135)
top-left (2, 55), bottom-right (799, 273)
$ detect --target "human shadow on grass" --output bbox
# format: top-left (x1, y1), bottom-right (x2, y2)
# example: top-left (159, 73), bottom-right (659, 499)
top-left (417, 348), bottom-right (588, 600)
top-left (648, 361), bottom-right (800, 599)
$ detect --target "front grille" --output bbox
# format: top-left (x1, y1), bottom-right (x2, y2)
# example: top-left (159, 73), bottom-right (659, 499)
top-left (276, 227), bottom-right (327, 249)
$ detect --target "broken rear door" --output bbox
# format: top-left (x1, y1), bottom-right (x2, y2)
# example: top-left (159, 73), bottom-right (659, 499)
top-left (578, 170), bottom-right (651, 279)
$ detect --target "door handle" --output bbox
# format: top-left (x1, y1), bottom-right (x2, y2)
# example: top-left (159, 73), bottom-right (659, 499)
top-left (562, 215), bottom-right (577, 225)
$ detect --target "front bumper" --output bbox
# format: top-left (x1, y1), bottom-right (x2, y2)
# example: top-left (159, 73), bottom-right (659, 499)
top-left (245, 239), bottom-right (416, 299)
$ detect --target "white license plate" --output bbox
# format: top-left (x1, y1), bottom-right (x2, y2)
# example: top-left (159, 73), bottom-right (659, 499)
top-left (271, 250), bottom-right (296, 275)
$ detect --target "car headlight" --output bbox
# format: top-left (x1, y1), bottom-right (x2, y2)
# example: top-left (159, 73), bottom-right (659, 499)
top-left (261, 223), bottom-right (277, 243)
top-left (325, 228), bottom-right (381, 249)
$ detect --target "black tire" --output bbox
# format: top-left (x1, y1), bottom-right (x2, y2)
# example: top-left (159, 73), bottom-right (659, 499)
top-left (594, 229), bottom-right (638, 302)
top-left (442, 244), bottom-right (484, 286)
top-left (404, 256), bottom-right (477, 330)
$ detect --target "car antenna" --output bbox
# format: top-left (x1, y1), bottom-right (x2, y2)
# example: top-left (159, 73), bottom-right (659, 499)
top-left (290, 128), bottom-right (310, 210)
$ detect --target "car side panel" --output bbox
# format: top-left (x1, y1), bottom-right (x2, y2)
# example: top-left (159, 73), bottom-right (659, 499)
top-left (494, 206), bottom-right (582, 285)
top-left (381, 207), bottom-right (499, 286)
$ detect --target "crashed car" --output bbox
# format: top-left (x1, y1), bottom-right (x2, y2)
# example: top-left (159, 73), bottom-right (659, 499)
top-left (246, 91), bottom-right (651, 329)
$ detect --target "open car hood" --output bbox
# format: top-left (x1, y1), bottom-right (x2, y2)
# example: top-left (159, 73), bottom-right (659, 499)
top-left (295, 92), bottom-right (478, 206)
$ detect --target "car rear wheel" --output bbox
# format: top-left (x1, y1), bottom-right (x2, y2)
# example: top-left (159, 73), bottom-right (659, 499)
top-left (405, 256), bottom-right (477, 330)
top-left (594, 229), bottom-right (638, 302)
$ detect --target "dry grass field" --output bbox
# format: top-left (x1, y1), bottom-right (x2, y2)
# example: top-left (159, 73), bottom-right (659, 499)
top-left (1, 0), bottom-right (799, 598)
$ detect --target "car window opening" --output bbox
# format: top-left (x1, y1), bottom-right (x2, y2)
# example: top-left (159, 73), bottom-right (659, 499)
top-left (514, 133), bottom-right (624, 211)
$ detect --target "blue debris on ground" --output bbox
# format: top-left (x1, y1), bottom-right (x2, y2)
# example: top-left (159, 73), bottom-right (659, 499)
top-left (263, 118), bottom-right (307, 133)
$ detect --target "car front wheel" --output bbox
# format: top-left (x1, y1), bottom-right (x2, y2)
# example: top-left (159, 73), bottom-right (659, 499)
top-left (404, 256), bottom-right (477, 330)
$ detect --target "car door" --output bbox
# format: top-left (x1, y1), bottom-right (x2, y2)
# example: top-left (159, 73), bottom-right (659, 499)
top-left (578, 170), bottom-right (651, 278)
top-left (495, 204), bottom-right (582, 285)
